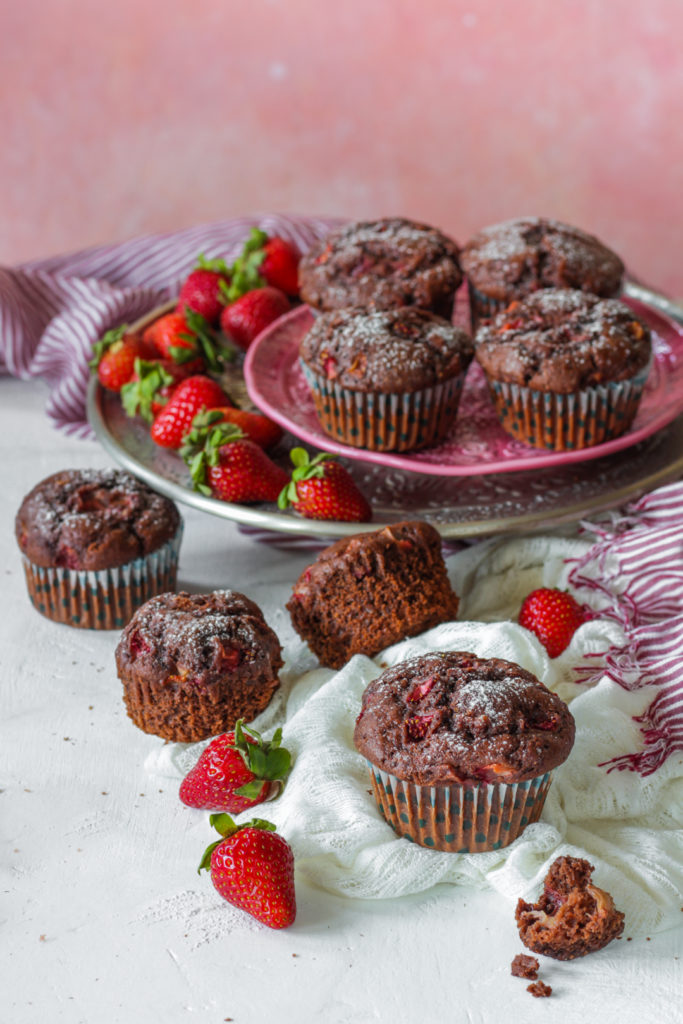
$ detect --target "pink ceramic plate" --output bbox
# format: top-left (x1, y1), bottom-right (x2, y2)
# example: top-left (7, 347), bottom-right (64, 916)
top-left (243, 298), bottom-right (683, 477)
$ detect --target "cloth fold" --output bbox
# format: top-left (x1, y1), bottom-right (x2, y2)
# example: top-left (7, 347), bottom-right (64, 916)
top-left (0, 213), bottom-right (338, 436)
top-left (146, 500), bottom-right (683, 934)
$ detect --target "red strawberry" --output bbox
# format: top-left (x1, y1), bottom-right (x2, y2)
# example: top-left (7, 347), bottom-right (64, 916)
top-left (182, 421), bottom-right (288, 503)
top-left (176, 254), bottom-right (231, 325)
top-left (150, 375), bottom-right (233, 449)
top-left (220, 287), bottom-right (290, 351)
top-left (189, 406), bottom-right (283, 450)
top-left (180, 720), bottom-right (291, 813)
top-left (89, 325), bottom-right (154, 392)
top-left (277, 448), bottom-right (372, 522)
top-left (198, 814), bottom-right (296, 929)
top-left (259, 236), bottom-right (300, 296)
top-left (518, 588), bottom-right (591, 658)
top-left (144, 308), bottom-right (230, 373)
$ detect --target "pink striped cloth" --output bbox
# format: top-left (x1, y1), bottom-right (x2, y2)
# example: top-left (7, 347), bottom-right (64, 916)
top-left (0, 213), bottom-right (339, 437)
top-left (570, 481), bottom-right (683, 775)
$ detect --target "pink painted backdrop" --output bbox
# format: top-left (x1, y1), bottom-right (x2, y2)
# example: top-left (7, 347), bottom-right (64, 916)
top-left (2, 0), bottom-right (682, 294)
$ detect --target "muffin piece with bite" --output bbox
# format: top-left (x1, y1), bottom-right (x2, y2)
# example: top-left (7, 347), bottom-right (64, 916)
top-left (287, 520), bottom-right (459, 670)
top-left (516, 856), bottom-right (625, 959)
top-left (298, 217), bottom-right (463, 318)
top-left (115, 590), bottom-right (283, 742)
top-left (15, 468), bottom-right (182, 629)
top-left (354, 651), bottom-right (575, 852)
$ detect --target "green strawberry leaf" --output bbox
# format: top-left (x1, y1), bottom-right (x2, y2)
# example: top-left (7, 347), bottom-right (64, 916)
top-left (169, 343), bottom-right (198, 365)
top-left (196, 252), bottom-right (231, 275)
top-left (210, 812), bottom-right (237, 833)
top-left (248, 746), bottom-right (268, 777)
top-left (233, 779), bottom-right (267, 800)
top-left (263, 748), bottom-right (291, 780)
top-left (197, 838), bottom-right (223, 874)
top-left (88, 323), bottom-right (129, 369)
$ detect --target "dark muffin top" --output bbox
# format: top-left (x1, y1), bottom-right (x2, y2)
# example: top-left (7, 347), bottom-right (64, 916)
top-left (300, 307), bottom-right (473, 393)
top-left (15, 469), bottom-right (181, 570)
top-left (474, 289), bottom-right (651, 392)
top-left (461, 217), bottom-right (624, 301)
top-left (354, 651), bottom-right (575, 785)
top-left (298, 217), bottom-right (463, 315)
top-left (115, 590), bottom-right (283, 691)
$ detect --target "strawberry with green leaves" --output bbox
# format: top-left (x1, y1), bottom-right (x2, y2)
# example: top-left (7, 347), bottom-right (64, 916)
top-left (120, 358), bottom-right (188, 423)
top-left (150, 375), bottom-right (233, 449)
top-left (182, 420), bottom-right (288, 503)
top-left (89, 324), bottom-right (154, 392)
top-left (220, 227), bottom-right (300, 302)
top-left (199, 814), bottom-right (296, 929)
top-left (518, 588), bottom-right (591, 658)
top-left (180, 720), bottom-right (291, 814)
top-left (176, 254), bottom-right (231, 325)
top-left (188, 407), bottom-right (283, 451)
top-left (143, 308), bottom-right (230, 374)
top-left (278, 448), bottom-right (372, 522)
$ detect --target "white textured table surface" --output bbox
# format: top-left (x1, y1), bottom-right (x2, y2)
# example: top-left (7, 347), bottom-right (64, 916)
top-left (2, 377), bottom-right (681, 1024)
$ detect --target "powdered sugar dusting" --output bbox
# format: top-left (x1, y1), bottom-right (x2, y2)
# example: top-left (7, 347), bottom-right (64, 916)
top-left (136, 889), bottom-right (263, 948)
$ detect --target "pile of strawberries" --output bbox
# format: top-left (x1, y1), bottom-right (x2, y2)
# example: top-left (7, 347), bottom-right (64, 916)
top-left (90, 228), bottom-right (371, 523)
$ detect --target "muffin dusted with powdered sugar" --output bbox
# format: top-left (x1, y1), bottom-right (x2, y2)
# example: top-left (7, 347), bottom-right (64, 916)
top-left (461, 217), bottom-right (624, 327)
top-left (15, 469), bottom-right (182, 629)
top-left (116, 590), bottom-right (283, 742)
top-left (299, 306), bottom-right (473, 451)
top-left (474, 288), bottom-right (651, 450)
top-left (354, 651), bottom-right (574, 852)
top-left (299, 217), bottom-right (463, 318)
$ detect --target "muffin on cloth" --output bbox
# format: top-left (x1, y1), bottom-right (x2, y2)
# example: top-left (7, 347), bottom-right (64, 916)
top-left (287, 521), bottom-right (460, 670)
top-left (461, 216), bottom-right (624, 328)
top-left (474, 288), bottom-right (652, 450)
top-left (516, 856), bottom-right (625, 959)
top-left (15, 469), bottom-right (182, 629)
top-left (299, 306), bottom-right (473, 451)
top-left (354, 651), bottom-right (575, 853)
top-left (298, 217), bottom-right (463, 319)
top-left (115, 590), bottom-right (283, 742)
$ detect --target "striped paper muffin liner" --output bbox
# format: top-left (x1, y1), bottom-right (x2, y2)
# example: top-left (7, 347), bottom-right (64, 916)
top-left (21, 524), bottom-right (183, 630)
top-left (467, 282), bottom-right (510, 331)
top-left (367, 763), bottom-right (554, 853)
top-left (486, 361), bottom-right (650, 450)
top-left (300, 360), bottom-right (466, 452)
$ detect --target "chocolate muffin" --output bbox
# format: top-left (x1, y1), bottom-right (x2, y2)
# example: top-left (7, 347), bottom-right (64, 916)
top-left (115, 590), bottom-right (283, 742)
top-left (300, 306), bottom-right (473, 451)
top-left (516, 856), bottom-right (625, 959)
top-left (461, 217), bottom-right (624, 327)
top-left (287, 521), bottom-right (459, 670)
top-left (354, 651), bottom-right (575, 852)
top-left (299, 217), bottom-right (463, 319)
top-left (15, 469), bottom-right (182, 629)
top-left (474, 288), bottom-right (652, 449)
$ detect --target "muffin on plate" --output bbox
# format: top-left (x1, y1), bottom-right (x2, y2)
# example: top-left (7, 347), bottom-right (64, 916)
top-left (298, 217), bottom-right (463, 319)
top-left (287, 521), bottom-right (460, 670)
top-left (474, 288), bottom-right (651, 450)
top-left (461, 217), bottom-right (624, 328)
top-left (299, 306), bottom-right (473, 451)
top-left (516, 856), bottom-right (625, 959)
top-left (115, 590), bottom-right (283, 743)
top-left (15, 469), bottom-right (182, 629)
top-left (354, 651), bottom-right (575, 853)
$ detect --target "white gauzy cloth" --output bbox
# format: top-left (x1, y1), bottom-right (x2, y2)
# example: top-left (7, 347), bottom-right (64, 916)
top-left (146, 533), bottom-right (683, 935)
